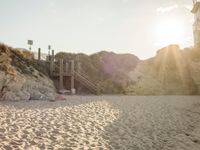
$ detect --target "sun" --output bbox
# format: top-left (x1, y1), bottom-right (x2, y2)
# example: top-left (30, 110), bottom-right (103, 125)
top-left (155, 19), bottom-right (185, 47)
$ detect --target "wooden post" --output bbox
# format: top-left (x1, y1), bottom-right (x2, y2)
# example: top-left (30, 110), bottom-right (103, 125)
top-left (65, 62), bottom-right (69, 73)
top-left (47, 50), bottom-right (50, 61)
top-left (38, 48), bottom-right (41, 60)
top-left (77, 62), bottom-right (81, 73)
top-left (59, 59), bottom-right (64, 90)
top-left (50, 50), bottom-right (55, 76)
top-left (70, 60), bottom-right (75, 94)
top-left (52, 50), bottom-right (54, 58)
top-left (52, 50), bottom-right (55, 72)
top-left (49, 57), bottom-right (53, 76)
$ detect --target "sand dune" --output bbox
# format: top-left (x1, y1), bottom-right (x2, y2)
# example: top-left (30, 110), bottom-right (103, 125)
top-left (0, 96), bottom-right (200, 149)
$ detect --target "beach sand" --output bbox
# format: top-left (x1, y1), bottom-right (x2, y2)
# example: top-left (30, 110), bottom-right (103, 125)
top-left (0, 96), bottom-right (200, 150)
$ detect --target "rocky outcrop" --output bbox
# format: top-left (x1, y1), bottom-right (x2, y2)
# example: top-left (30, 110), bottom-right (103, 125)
top-left (126, 45), bottom-right (200, 95)
top-left (0, 43), bottom-right (56, 101)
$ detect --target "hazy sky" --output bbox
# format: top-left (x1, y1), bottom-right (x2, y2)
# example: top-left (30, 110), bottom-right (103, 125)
top-left (0, 0), bottom-right (194, 59)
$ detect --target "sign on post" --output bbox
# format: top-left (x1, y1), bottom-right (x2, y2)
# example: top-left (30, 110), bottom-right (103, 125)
top-left (48, 45), bottom-right (51, 50)
top-left (28, 40), bottom-right (33, 45)
top-left (28, 40), bottom-right (33, 51)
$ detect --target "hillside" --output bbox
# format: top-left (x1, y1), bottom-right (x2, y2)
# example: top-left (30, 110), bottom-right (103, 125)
top-left (55, 51), bottom-right (139, 94)
top-left (126, 45), bottom-right (200, 95)
top-left (0, 43), bottom-right (56, 101)
top-left (1, 43), bottom-right (200, 99)
top-left (56, 46), bottom-right (200, 95)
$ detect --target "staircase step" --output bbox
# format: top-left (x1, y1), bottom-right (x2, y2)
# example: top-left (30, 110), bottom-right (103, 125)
top-left (74, 72), bottom-right (98, 94)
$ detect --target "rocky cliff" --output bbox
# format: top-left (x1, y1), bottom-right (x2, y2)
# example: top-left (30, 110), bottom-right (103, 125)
top-left (126, 45), bottom-right (200, 95)
top-left (0, 43), bottom-right (56, 101)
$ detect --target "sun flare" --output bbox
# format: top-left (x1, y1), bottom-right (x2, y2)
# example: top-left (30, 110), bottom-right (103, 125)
top-left (156, 19), bottom-right (185, 46)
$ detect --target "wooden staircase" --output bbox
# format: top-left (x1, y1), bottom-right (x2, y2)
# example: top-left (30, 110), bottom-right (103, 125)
top-left (48, 56), bottom-right (100, 95)
top-left (74, 71), bottom-right (99, 94)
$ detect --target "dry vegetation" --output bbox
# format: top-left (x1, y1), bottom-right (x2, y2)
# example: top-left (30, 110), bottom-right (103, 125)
top-left (0, 44), bottom-right (16, 76)
top-left (0, 43), bottom-right (49, 77)
top-left (56, 46), bottom-right (200, 95)
top-left (55, 51), bottom-right (139, 94)
top-left (0, 43), bottom-right (56, 101)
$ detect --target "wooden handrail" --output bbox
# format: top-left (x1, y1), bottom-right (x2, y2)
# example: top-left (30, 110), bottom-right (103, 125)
top-left (75, 72), bottom-right (97, 86)
top-left (49, 59), bottom-right (100, 94)
top-left (74, 72), bottom-right (98, 93)
top-left (75, 72), bottom-right (97, 88)
top-left (76, 76), bottom-right (97, 90)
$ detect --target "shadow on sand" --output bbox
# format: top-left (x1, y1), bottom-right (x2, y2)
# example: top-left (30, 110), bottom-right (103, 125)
top-left (100, 96), bottom-right (200, 150)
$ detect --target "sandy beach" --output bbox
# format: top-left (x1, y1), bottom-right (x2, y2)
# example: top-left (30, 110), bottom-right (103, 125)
top-left (0, 96), bottom-right (200, 150)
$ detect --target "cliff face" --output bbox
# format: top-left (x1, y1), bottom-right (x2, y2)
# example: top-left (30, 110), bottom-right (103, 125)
top-left (0, 44), bottom-right (56, 101)
top-left (126, 45), bottom-right (200, 95)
